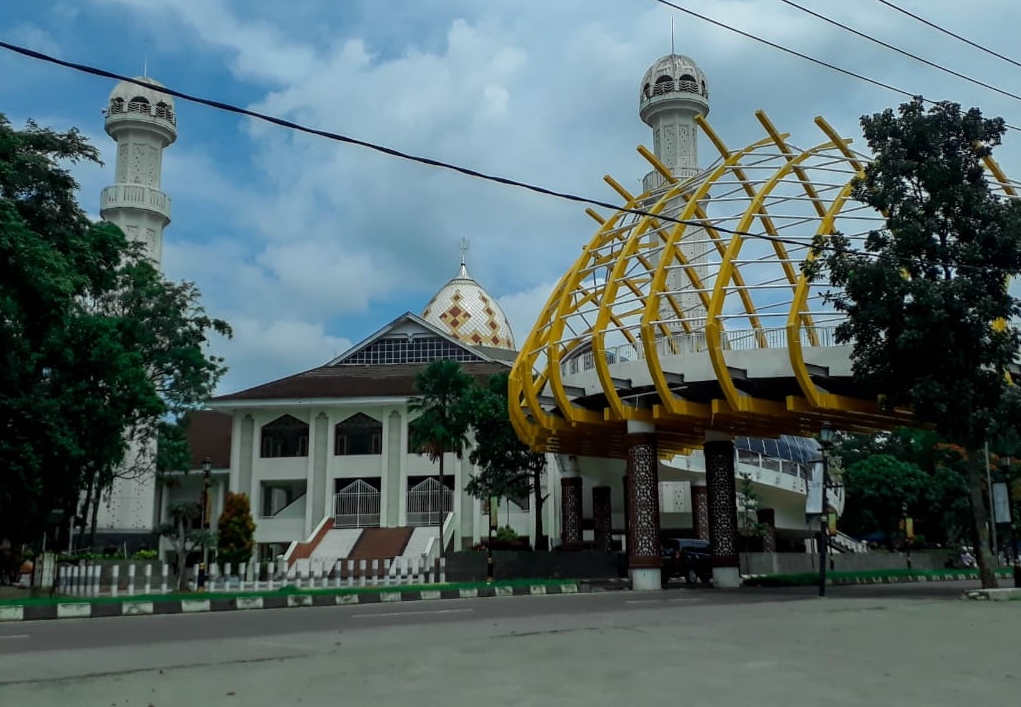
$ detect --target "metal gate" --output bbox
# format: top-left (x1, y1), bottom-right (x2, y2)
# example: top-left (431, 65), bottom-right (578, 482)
top-left (334, 479), bottom-right (381, 528)
top-left (406, 478), bottom-right (452, 526)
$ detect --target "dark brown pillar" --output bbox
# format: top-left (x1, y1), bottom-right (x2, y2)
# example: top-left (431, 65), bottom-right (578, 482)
top-left (592, 486), bottom-right (612, 552)
top-left (758, 507), bottom-right (777, 553)
top-left (560, 476), bottom-right (583, 548)
top-left (626, 426), bottom-right (662, 590)
top-left (705, 436), bottom-right (740, 587)
top-left (622, 474), bottom-right (630, 544)
top-left (691, 481), bottom-right (710, 540)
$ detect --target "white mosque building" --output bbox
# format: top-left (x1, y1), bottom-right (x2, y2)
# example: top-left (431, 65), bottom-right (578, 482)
top-left (92, 54), bottom-right (860, 570)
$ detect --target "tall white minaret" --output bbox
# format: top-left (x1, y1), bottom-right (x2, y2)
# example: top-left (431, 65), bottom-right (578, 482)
top-left (100, 76), bottom-right (177, 265)
top-left (638, 54), bottom-right (710, 333)
top-left (92, 76), bottom-right (177, 538)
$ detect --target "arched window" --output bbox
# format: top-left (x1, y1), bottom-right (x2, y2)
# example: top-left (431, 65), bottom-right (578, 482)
top-left (260, 414), bottom-right (309, 458)
top-left (127, 96), bottom-right (151, 114)
top-left (109, 97), bottom-right (125, 114)
top-left (155, 102), bottom-right (169, 118)
top-left (653, 75), bottom-right (674, 96)
top-left (678, 74), bottom-right (699, 93)
top-left (335, 413), bottom-right (382, 455)
top-left (701, 80), bottom-right (708, 98)
top-left (643, 83), bottom-right (651, 99)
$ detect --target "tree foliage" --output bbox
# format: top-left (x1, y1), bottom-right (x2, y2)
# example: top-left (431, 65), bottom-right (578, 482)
top-left (0, 114), bottom-right (231, 553)
top-left (158, 502), bottom-right (214, 590)
top-left (465, 372), bottom-right (548, 549)
top-left (841, 454), bottom-right (929, 548)
top-left (409, 359), bottom-right (475, 555)
top-left (807, 98), bottom-right (1021, 587)
top-left (217, 492), bottom-right (256, 566)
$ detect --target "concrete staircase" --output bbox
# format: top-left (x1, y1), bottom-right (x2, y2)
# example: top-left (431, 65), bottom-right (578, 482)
top-left (349, 527), bottom-right (414, 561)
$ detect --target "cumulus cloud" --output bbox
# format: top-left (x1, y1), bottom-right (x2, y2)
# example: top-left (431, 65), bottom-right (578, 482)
top-left (25, 0), bottom-right (1021, 393)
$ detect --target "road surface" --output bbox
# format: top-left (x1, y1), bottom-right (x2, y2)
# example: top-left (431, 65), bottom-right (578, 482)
top-left (1, 581), bottom-right (1017, 706)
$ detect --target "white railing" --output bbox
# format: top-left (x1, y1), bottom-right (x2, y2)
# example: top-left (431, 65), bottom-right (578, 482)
top-left (334, 480), bottom-right (381, 528)
top-left (560, 326), bottom-right (841, 377)
top-left (406, 478), bottom-right (453, 527)
top-left (100, 184), bottom-right (172, 219)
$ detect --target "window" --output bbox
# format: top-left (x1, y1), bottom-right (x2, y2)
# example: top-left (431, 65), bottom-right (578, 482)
top-left (678, 74), bottom-right (699, 93)
top-left (653, 75), bottom-right (674, 96)
top-left (109, 97), bottom-right (125, 114)
top-left (127, 96), bottom-right (151, 114)
top-left (335, 413), bottom-right (383, 455)
top-left (340, 335), bottom-right (483, 365)
top-left (260, 414), bottom-right (309, 458)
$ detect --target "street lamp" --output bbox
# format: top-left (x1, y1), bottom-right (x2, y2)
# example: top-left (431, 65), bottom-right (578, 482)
top-left (817, 423), bottom-right (835, 598)
top-left (997, 455), bottom-right (1021, 589)
top-left (199, 455), bottom-right (212, 590)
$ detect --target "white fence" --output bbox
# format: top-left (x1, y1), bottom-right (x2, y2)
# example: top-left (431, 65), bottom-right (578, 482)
top-left (54, 557), bottom-right (448, 597)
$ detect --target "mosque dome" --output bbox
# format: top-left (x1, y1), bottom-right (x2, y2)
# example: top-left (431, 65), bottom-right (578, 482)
top-left (421, 258), bottom-right (516, 350)
top-left (639, 54), bottom-right (709, 123)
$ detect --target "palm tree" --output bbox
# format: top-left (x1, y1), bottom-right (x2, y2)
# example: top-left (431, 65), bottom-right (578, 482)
top-left (408, 359), bottom-right (475, 560)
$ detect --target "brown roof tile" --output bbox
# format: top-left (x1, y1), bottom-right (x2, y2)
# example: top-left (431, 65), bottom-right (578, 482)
top-left (210, 361), bottom-right (511, 403)
top-left (184, 410), bottom-right (232, 470)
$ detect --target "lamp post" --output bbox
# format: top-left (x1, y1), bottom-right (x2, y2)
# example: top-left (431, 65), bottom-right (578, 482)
top-left (199, 455), bottom-right (212, 590)
top-left (998, 455), bottom-right (1021, 589)
top-left (817, 423), bottom-right (835, 598)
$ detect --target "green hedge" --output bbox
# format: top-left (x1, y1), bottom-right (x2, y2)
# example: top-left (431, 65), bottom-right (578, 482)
top-left (743, 567), bottom-right (1014, 587)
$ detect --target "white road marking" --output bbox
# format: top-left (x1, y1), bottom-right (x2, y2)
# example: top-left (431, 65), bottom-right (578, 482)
top-left (625, 597), bottom-right (701, 604)
top-left (352, 608), bottom-right (474, 619)
top-left (0, 635), bottom-right (29, 640)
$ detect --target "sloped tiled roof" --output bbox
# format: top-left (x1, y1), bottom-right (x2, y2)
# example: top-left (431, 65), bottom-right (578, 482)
top-left (184, 409), bottom-right (232, 469)
top-left (210, 360), bottom-right (511, 403)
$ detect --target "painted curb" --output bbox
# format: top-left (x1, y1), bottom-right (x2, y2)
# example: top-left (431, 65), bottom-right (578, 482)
top-left (740, 572), bottom-right (1012, 587)
top-left (962, 588), bottom-right (1021, 601)
top-left (0, 582), bottom-right (590, 623)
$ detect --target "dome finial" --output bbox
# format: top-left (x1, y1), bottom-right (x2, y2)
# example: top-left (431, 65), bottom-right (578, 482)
top-left (458, 237), bottom-right (470, 276)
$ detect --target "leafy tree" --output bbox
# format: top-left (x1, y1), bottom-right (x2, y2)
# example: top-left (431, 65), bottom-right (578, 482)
top-left (159, 502), bottom-right (215, 590)
top-left (409, 359), bottom-right (475, 559)
top-left (0, 114), bottom-right (230, 555)
top-left (808, 98), bottom-right (1021, 587)
top-left (217, 492), bottom-right (256, 566)
top-left (841, 454), bottom-right (930, 548)
top-left (737, 473), bottom-right (770, 544)
top-left (465, 372), bottom-right (549, 550)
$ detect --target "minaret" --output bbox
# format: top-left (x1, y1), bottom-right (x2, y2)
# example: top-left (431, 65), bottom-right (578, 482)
top-left (100, 76), bottom-right (177, 265)
top-left (92, 76), bottom-right (177, 537)
top-left (638, 54), bottom-right (711, 332)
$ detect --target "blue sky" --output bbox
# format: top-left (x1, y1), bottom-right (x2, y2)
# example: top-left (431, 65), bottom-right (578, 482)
top-left (3, 0), bottom-right (1021, 393)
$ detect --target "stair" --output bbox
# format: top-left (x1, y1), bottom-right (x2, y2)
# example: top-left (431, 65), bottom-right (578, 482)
top-left (348, 527), bottom-right (414, 561)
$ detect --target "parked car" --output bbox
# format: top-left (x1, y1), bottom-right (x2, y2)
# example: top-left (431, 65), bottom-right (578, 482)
top-left (661, 538), bottom-right (713, 586)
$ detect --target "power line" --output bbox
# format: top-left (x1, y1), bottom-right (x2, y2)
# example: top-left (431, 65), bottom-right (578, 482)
top-left (773, 0), bottom-right (1021, 104)
top-left (646, 0), bottom-right (1021, 133)
top-left (870, 0), bottom-right (1021, 72)
top-left (0, 39), bottom-right (1013, 280)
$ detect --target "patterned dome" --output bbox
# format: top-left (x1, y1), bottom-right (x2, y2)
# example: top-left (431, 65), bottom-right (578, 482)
top-left (422, 259), bottom-right (515, 350)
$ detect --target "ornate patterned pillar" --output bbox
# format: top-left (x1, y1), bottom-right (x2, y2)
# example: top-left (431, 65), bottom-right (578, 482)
top-left (592, 486), bottom-right (612, 552)
top-left (758, 508), bottom-right (777, 553)
top-left (560, 455), bottom-right (583, 548)
top-left (622, 474), bottom-right (630, 546)
top-left (626, 420), bottom-right (662, 590)
top-left (705, 432), bottom-right (740, 587)
top-left (691, 480), bottom-right (709, 540)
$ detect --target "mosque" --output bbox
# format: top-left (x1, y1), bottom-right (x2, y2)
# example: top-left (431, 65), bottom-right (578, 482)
top-left (91, 52), bottom-right (857, 582)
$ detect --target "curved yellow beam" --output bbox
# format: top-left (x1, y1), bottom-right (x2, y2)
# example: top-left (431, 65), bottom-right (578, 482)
top-left (705, 139), bottom-right (841, 414)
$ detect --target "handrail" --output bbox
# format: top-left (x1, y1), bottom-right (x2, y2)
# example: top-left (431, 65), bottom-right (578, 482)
top-left (265, 491), bottom-right (307, 519)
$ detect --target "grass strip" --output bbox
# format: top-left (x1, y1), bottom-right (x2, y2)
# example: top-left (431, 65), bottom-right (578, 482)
top-left (743, 567), bottom-right (1014, 587)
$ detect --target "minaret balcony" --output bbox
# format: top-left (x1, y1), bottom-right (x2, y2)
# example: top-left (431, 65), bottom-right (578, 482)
top-left (642, 167), bottom-right (699, 194)
top-left (100, 184), bottom-right (172, 223)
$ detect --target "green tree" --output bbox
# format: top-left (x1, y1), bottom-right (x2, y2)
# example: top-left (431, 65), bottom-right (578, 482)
top-left (217, 492), bottom-right (256, 566)
top-left (409, 359), bottom-right (475, 559)
top-left (159, 502), bottom-right (215, 590)
top-left (842, 454), bottom-right (930, 548)
top-left (0, 114), bottom-right (230, 555)
top-left (465, 372), bottom-right (549, 550)
top-left (737, 473), bottom-right (770, 544)
top-left (808, 97), bottom-right (1021, 587)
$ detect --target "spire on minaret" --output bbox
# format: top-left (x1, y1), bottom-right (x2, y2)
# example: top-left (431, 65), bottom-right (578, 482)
top-left (671, 16), bottom-right (675, 55)
top-left (458, 238), bottom-right (471, 277)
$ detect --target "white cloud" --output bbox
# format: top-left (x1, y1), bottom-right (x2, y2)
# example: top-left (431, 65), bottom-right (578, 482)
top-left (29, 0), bottom-right (1021, 393)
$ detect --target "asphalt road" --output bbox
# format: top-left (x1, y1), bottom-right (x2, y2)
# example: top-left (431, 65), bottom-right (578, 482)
top-left (0, 580), bottom-right (981, 656)
top-left (1, 580), bottom-right (1015, 707)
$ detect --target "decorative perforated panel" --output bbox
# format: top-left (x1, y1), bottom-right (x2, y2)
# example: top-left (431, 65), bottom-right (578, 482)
top-left (705, 440), bottom-right (739, 567)
top-left (560, 477), bottom-right (583, 546)
top-left (626, 433), bottom-right (661, 568)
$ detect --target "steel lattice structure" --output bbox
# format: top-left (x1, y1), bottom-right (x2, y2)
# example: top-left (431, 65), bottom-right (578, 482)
top-left (508, 110), bottom-right (1020, 458)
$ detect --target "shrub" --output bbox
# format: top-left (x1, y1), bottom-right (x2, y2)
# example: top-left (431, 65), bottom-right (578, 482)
top-left (217, 493), bottom-right (256, 565)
